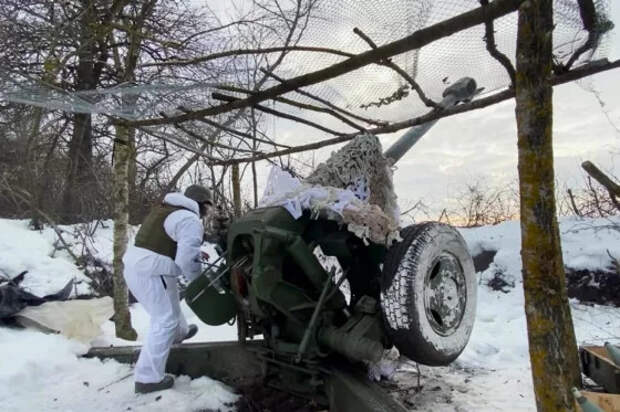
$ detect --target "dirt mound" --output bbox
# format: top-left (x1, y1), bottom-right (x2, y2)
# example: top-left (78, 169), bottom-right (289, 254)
top-left (473, 250), bottom-right (620, 307)
top-left (472, 250), bottom-right (497, 273)
top-left (566, 268), bottom-right (620, 307)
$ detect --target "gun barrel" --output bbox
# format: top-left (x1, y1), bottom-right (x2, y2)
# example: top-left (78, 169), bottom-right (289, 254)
top-left (383, 77), bottom-right (477, 164)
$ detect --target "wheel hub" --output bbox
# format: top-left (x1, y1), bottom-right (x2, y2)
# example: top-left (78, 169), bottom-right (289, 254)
top-left (423, 253), bottom-right (467, 336)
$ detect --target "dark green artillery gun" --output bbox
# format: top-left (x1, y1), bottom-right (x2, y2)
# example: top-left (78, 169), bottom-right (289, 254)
top-left (185, 78), bottom-right (480, 404)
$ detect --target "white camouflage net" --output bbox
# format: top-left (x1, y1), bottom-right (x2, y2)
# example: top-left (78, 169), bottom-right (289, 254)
top-left (0, 1), bottom-right (612, 124)
top-left (261, 134), bottom-right (401, 245)
top-left (307, 134), bottom-right (400, 221)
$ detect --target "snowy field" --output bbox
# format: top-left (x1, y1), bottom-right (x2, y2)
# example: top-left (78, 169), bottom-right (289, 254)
top-left (1, 216), bottom-right (619, 411)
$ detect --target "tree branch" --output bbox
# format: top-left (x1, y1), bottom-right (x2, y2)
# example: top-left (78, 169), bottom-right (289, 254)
top-left (207, 58), bottom-right (620, 165)
top-left (480, 0), bottom-right (516, 85)
top-left (136, 125), bottom-right (219, 161)
top-left (353, 27), bottom-right (437, 108)
top-left (139, 45), bottom-right (354, 68)
top-left (128, 0), bottom-right (525, 127)
top-left (260, 68), bottom-right (387, 126)
top-left (212, 92), bottom-right (345, 136)
top-left (215, 84), bottom-right (367, 132)
top-left (562, 0), bottom-right (604, 72)
top-left (181, 109), bottom-right (291, 149)
top-left (167, 119), bottom-right (258, 154)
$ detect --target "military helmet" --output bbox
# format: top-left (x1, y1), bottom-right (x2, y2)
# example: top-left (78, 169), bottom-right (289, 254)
top-left (184, 184), bottom-right (213, 205)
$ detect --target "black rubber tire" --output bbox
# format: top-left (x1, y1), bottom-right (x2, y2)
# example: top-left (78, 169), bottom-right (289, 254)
top-left (380, 222), bottom-right (476, 366)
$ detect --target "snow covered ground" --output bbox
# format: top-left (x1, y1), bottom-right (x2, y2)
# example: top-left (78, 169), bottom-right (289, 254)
top-left (0, 219), bottom-right (239, 411)
top-left (393, 216), bottom-right (620, 411)
top-left (1, 216), bottom-right (619, 411)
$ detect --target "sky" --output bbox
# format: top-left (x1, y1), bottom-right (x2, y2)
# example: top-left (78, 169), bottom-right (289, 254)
top-left (196, 1), bottom-right (620, 218)
top-left (393, 43), bottom-right (620, 217)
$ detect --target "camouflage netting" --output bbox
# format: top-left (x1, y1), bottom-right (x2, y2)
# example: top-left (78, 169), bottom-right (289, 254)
top-left (261, 134), bottom-right (400, 245)
top-left (306, 133), bottom-right (400, 242)
top-left (274, 0), bottom-right (613, 122)
top-left (307, 134), bottom-right (399, 217)
top-left (0, 0), bottom-right (613, 126)
top-left (343, 204), bottom-right (400, 246)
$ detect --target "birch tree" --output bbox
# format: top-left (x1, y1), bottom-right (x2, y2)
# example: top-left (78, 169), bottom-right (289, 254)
top-left (515, 1), bottom-right (581, 410)
top-left (109, 1), bottom-right (159, 340)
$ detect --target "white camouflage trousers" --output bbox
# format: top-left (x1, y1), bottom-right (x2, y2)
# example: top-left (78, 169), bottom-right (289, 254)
top-left (124, 270), bottom-right (189, 383)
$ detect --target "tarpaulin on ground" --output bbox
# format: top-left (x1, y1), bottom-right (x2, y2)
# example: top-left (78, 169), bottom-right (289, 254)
top-left (15, 297), bottom-right (113, 343)
top-left (0, 272), bottom-right (73, 319)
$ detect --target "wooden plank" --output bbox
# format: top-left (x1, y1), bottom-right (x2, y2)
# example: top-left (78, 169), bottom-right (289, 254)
top-left (587, 346), bottom-right (617, 365)
top-left (579, 391), bottom-right (620, 412)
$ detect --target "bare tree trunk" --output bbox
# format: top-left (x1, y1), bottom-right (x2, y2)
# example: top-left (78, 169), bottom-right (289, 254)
top-left (128, 137), bottom-right (139, 224)
top-left (251, 160), bottom-right (258, 208)
top-left (567, 189), bottom-right (582, 217)
top-left (515, 2), bottom-right (580, 410)
top-left (251, 109), bottom-right (259, 208)
top-left (62, 113), bottom-right (93, 222)
top-left (112, 123), bottom-right (137, 341)
top-left (61, 1), bottom-right (98, 223)
top-left (60, 0), bottom-right (129, 223)
top-left (210, 161), bottom-right (218, 204)
top-left (22, 107), bottom-right (45, 228)
top-left (29, 57), bottom-right (63, 226)
top-left (110, 0), bottom-right (156, 340)
top-left (232, 163), bottom-right (241, 216)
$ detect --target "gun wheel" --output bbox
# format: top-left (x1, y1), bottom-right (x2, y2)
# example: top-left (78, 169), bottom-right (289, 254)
top-left (380, 222), bottom-right (477, 366)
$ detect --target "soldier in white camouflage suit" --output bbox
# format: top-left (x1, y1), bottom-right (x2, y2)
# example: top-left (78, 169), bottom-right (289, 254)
top-left (123, 185), bottom-right (229, 394)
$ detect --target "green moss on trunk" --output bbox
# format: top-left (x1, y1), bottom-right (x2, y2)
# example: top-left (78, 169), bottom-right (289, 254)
top-left (515, 1), bottom-right (580, 411)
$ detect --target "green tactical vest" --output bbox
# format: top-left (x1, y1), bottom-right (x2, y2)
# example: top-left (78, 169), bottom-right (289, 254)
top-left (134, 204), bottom-right (192, 259)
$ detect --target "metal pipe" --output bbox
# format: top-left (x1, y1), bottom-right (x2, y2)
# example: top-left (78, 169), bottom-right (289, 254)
top-left (318, 327), bottom-right (384, 363)
top-left (383, 77), bottom-right (478, 164)
top-left (190, 256), bottom-right (247, 303)
top-left (257, 227), bottom-right (328, 291)
top-left (296, 270), bottom-right (335, 362)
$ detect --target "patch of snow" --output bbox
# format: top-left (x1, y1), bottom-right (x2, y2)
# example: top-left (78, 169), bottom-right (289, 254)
top-left (0, 219), bottom-right (92, 297)
top-left (0, 327), bottom-right (237, 412)
top-left (0, 293), bottom-right (239, 411)
top-left (459, 215), bottom-right (620, 273)
top-left (0, 218), bottom-right (242, 411)
top-left (433, 215), bottom-right (620, 411)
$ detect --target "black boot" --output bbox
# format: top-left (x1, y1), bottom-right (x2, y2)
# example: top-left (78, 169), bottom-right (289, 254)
top-left (183, 324), bottom-right (198, 341)
top-left (135, 375), bottom-right (174, 394)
